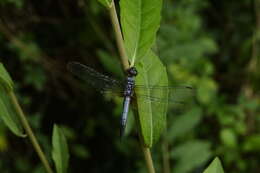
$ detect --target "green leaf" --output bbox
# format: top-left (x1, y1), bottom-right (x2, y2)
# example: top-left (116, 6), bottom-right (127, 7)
top-left (0, 63), bottom-right (25, 137)
top-left (220, 128), bottom-right (237, 148)
top-left (171, 140), bottom-right (212, 173)
top-left (167, 107), bottom-right (202, 141)
top-left (243, 134), bottom-right (260, 152)
top-left (97, 0), bottom-right (112, 8)
top-left (120, 0), bottom-right (162, 64)
top-left (135, 50), bottom-right (168, 147)
top-left (0, 85), bottom-right (25, 137)
top-left (0, 63), bottom-right (13, 91)
top-left (197, 78), bottom-right (217, 104)
top-left (52, 124), bottom-right (69, 173)
top-left (203, 157), bottom-right (225, 173)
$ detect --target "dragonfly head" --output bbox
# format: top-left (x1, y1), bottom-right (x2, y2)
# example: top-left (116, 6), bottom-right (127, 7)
top-left (126, 67), bottom-right (138, 77)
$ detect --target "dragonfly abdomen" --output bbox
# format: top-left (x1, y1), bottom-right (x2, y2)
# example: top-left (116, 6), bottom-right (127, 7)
top-left (120, 96), bottom-right (131, 137)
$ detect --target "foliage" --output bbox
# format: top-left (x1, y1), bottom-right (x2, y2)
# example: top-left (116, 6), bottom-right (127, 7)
top-left (203, 157), bottom-right (225, 173)
top-left (0, 64), bottom-right (24, 137)
top-left (0, 0), bottom-right (259, 172)
top-left (120, 0), bottom-right (162, 64)
top-left (52, 124), bottom-right (69, 173)
top-left (135, 50), bottom-right (168, 147)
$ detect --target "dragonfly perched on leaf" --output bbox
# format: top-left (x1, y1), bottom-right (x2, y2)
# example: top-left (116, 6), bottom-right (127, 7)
top-left (67, 61), bottom-right (194, 137)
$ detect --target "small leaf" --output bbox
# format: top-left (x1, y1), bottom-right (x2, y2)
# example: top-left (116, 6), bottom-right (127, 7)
top-left (197, 78), bottom-right (217, 104)
top-left (0, 63), bottom-right (13, 91)
top-left (120, 0), bottom-right (162, 64)
top-left (0, 64), bottom-right (25, 137)
top-left (203, 157), bottom-right (225, 173)
top-left (135, 50), bottom-right (168, 147)
top-left (220, 128), bottom-right (237, 148)
top-left (98, 0), bottom-right (112, 8)
top-left (52, 124), bottom-right (69, 173)
top-left (243, 134), bottom-right (260, 152)
top-left (0, 85), bottom-right (25, 137)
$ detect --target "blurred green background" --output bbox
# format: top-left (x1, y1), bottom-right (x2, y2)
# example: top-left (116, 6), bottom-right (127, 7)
top-left (0, 0), bottom-right (260, 172)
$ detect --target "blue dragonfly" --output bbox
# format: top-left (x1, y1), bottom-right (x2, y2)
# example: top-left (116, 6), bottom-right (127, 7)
top-left (67, 62), bottom-right (193, 137)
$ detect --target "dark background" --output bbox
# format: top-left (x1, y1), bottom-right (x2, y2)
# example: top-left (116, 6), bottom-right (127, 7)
top-left (0, 0), bottom-right (260, 172)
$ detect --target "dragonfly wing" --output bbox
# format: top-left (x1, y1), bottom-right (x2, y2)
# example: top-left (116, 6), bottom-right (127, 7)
top-left (134, 85), bottom-right (194, 104)
top-left (67, 61), bottom-right (124, 94)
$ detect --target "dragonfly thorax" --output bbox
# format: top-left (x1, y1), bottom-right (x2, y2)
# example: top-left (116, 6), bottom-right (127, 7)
top-left (124, 77), bottom-right (135, 97)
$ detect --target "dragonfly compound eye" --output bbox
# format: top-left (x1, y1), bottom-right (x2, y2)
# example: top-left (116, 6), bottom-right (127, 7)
top-left (127, 67), bottom-right (138, 76)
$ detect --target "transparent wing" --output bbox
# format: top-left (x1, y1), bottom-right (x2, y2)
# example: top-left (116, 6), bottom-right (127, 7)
top-left (134, 85), bottom-right (194, 104)
top-left (67, 61), bottom-right (194, 105)
top-left (67, 61), bottom-right (124, 93)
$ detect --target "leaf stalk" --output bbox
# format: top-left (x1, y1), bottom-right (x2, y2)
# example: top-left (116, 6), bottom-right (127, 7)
top-left (9, 91), bottom-right (54, 173)
top-left (109, 0), bottom-right (130, 70)
top-left (142, 147), bottom-right (156, 173)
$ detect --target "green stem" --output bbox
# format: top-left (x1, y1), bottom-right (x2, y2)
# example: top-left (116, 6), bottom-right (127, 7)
top-left (109, 0), bottom-right (129, 70)
top-left (9, 91), bottom-right (54, 173)
top-left (108, 1), bottom-right (156, 173)
top-left (142, 147), bottom-right (156, 173)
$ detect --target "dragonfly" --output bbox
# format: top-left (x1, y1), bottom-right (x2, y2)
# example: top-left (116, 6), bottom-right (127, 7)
top-left (67, 61), bottom-right (193, 137)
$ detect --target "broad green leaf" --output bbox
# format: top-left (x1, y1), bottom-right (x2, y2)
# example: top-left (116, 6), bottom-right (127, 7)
top-left (98, 0), bottom-right (112, 8)
top-left (203, 157), bottom-right (225, 173)
top-left (52, 124), bottom-right (69, 173)
top-left (120, 0), bottom-right (162, 64)
top-left (0, 63), bottom-right (13, 91)
top-left (135, 50), bottom-right (168, 147)
top-left (167, 107), bottom-right (202, 141)
top-left (0, 85), bottom-right (25, 137)
top-left (171, 140), bottom-right (212, 173)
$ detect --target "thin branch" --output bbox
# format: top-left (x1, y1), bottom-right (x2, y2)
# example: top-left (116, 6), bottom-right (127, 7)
top-left (9, 91), bottom-right (54, 173)
top-left (108, 0), bottom-right (129, 70)
top-left (142, 147), bottom-right (156, 173)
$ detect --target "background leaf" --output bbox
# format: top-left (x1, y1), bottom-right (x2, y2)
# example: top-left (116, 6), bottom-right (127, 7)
top-left (171, 140), bottom-right (212, 173)
top-left (167, 107), bottom-right (202, 141)
top-left (120, 0), bottom-right (162, 63)
top-left (135, 50), bottom-right (168, 147)
top-left (0, 89), bottom-right (25, 137)
top-left (0, 63), bottom-right (13, 91)
top-left (52, 124), bottom-right (69, 173)
top-left (203, 157), bottom-right (225, 173)
top-left (0, 73), bottom-right (25, 137)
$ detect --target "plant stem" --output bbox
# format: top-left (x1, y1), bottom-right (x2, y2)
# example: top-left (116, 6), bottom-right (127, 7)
top-left (9, 91), bottom-right (54, 173)
top-left (108, 1), bottom-right (156, 173)
top-left (142, 147), bottom-right (156, 173)
top-left (109, 0), bottom-right (129, 70)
